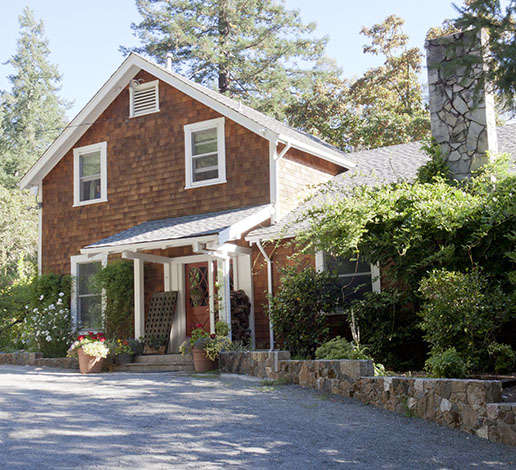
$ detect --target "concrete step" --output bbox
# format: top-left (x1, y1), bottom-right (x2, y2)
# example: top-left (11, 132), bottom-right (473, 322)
top-left (113, 362), bottom-right (194, 373)
top-left (133, 354), bottom-right (192, 365)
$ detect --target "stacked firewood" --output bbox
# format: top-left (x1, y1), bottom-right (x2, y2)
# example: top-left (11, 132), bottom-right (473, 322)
top-left (230, 290), bottom-right (251, 343)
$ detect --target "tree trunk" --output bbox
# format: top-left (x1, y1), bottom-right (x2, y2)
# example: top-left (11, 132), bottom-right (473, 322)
top-left (218, 0), bottom-right (230, 93)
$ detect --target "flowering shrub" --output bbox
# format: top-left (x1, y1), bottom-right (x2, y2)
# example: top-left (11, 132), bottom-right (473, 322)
top-left (21, 292), bottom-right (73, 357)
top-left (110, 338), bottom-right (132, 355)
top-left (67, 331), bottom-right (110, 359)
top-left (189, 323), bottom-right (209, 347)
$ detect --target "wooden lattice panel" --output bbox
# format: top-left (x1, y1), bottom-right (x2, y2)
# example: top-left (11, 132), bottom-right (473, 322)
top-left (145, 291), bottom-right (178, 343)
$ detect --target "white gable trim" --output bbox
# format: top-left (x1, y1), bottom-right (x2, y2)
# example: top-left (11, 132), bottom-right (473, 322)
top-left (20, 53), bottom-right (354, 190)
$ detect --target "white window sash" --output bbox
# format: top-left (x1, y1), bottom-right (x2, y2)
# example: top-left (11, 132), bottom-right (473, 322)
top-left (71, 254), bottom-right (107, 331)
top-left (73, 142), bottom-right (108, 207)
top-left (184, 117), bottom-right (226, 189)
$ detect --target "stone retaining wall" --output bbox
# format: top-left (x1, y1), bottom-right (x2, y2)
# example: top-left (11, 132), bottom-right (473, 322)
top-left (0, 351), bottom-right (78, 369)
top-left (219, 351), bottom-right (515, 446)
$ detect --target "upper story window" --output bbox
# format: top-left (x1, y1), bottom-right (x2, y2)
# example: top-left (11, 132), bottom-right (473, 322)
top-left (129, 80), bottom-right (159, 118)
top-left (73, 142), bottom-right (107, 207)
top-left (316, 252), bottom-right (380, 311)
top-left (184, 117), bottom-right (226, 189)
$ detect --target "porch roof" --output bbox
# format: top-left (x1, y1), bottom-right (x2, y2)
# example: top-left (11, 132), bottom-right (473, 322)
top-left (82, 204), bottom-right (272, 254)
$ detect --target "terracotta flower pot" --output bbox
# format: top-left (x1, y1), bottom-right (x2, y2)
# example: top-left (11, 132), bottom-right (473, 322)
top-left (77, 348), bottom-right (105, 374)
top-left (192, 347), bottom-right (217, 372)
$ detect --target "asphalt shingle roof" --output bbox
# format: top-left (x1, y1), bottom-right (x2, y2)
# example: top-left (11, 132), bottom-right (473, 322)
top-left (136, 54), bottom-right (348, 160)
top-left (247, 123), bottom-right (516, 241)
top-left (85, 204), bottom-right (270, 249)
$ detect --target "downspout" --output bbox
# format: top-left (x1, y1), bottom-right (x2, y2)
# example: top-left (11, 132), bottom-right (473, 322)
top-left (256, 240), bottom-right (274, 351)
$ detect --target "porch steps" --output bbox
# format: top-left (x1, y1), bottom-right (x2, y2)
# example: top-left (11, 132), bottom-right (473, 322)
top-left (113, 353), bottom-right (194, 373)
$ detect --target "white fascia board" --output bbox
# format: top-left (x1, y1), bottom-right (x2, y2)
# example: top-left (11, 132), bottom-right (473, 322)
top-left (218, 205), bottom-right (273, 245)
top-left (245, 228), bottom-right (296, 243)
top-left (20, 58), bottom-right (140, 190)
top-left (80, 234), bottom-right (218, 256)
top-left (278, 134), bottom-right (356, 169)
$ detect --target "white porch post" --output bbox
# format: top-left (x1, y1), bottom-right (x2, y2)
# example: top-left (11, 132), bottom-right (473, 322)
top-left (208, 259), bottom-right (216, 334)
top-left (222, 256), bottom-right (232, 340)
top-left (134, 258), bottom-right (145, 339)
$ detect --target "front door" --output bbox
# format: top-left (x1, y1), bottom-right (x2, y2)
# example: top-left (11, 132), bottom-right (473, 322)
top-left (185, 262), bottom-right (210, 335)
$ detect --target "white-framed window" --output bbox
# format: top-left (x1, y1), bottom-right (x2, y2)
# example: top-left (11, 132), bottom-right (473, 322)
top-left (71, 254), bottom-right (107, 331)
top-left (73, 142), bottom-right (107, 207)
top-left (129, 80), bottom-right (159, 118)
top-left (316, 251), bottom-right (380, 313)
top-left (184, 117), bottom-right (226, 189)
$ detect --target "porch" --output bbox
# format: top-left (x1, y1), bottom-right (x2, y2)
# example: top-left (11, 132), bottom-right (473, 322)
top-left (79, 205), bottom-right (272, 352)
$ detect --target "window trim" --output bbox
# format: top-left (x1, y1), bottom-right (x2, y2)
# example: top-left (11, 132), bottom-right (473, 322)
top-left (129, 79), bottom-right (160, 118)
top-left (73, 142), bottom-right (108, 207)
top-left (315, 250), bottom-right (381, 293)
top-left (184, 117), bottom-right (226, 189)
top-left (71, 254), bottom-right (107, 332)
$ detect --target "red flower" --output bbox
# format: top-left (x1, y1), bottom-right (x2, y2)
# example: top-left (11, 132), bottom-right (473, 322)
top-left (78, 335), bottom-right (85, 341)
top-left (195, 323), bottom-right (203, 328)
top-left (210, 334), bottom-right (216, 339)
top-left (123, 340), bottom-right (128, 345)
top-left (100, 338), bottom-right (106, 342)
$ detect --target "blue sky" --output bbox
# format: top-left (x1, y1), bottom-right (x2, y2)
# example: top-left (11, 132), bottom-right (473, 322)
top-left (0, 0), bottom-right (459, 119)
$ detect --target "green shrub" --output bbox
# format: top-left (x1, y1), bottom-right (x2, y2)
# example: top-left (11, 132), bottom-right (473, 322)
top-left (269, 266), bottom-right (342, 359)
top-left (215, 320), bottom-right (229, 337)
top-left (21, 292), bottom-right (73, 357)
top-left (92, 261), bottom-right (134, 339)
top-left (425, 348), bottom-right (467, 378)
top-left (419, 269), bottom-right (509, 372)
top-left (347, 289), bottom-right (425, 371)
top-left (488, 343), bottom-right (515, 374)
top-left (315, 336), bottom-right (353, 359)
top-left (28, 274), bottom-right (72, 309)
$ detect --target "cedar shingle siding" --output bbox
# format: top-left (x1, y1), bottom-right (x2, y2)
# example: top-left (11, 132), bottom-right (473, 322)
top-left (41, 70), bottom-right (270, 274)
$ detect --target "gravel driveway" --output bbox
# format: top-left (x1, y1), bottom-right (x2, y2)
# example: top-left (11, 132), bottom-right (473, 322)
top-left (0, 365), bottom-right (514, 469)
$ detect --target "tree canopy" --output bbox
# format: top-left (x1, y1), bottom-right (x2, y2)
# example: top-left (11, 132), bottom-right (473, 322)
top-left (287, 15), bottom-right (430, 151)
top-left (122, 0), bottom-right (331, 120)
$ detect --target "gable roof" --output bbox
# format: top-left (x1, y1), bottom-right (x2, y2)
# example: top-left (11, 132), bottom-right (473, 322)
top-left (246, 123), bottom-right (516, 242)
top-left (82, 204), bottom-right (271, 254)
top-left (19, 53), bottom-right (354, 190)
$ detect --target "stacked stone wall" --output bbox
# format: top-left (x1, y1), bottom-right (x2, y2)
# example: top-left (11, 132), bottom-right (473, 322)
top-left (220, 351), bottom-right (515, 446)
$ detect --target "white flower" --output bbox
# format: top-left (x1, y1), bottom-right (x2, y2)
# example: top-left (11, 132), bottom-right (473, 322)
top-left (25, 305), bottom-right (29, 309)
top-left (48, 304), bottom-right (55, 310)
top-left (57, 298), bottom-right (62, 305)
top-left (46, 335), bottom-right (52, 342)
top-left (39, 295), bottom-right (44, 300)
top-left (59, 292), bottom-right (64, 297)
top-left (33, 308), bottom-right (38, 313)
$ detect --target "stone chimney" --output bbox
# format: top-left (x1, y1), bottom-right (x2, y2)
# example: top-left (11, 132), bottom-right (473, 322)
top-left (425, 29), bottom-right (498, 180)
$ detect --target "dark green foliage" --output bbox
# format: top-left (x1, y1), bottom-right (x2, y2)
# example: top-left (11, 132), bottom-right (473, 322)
top-left (425, 347), bottom-right (467, 378)
top-left (0, 7), bottom-right (68, 188)
top-left (28, 273), bottom-right (72, 309)
top-left (315, 336), bottom-right (371, 360)
top-left (488, 343), bottom-right (515, 374)
top-left (419, 269), bottom-right (510, 372)
top-left (416, 139), bottom-right (451, 183)
top-left (347, 289), bottom-right (425, 371)
top-left (268, 266), bottom-right (342, 359)
top-left (0, 274), bottom-right (71, 352)
top-left (454, 0), bottom-right (515, 112)
top-left (91, 261), bottom-right (134, 339)
top-left (123, 0), bottom-right (329, 120)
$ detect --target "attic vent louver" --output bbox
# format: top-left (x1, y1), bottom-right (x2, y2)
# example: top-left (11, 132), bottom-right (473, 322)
top-left (130, 80), bottom-right (159, 118)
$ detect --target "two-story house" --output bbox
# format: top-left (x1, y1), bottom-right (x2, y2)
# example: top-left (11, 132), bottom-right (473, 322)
top-left (19, 53), bottom-right (354, 350)
top-left (20, 30), bottom-right (516, 351)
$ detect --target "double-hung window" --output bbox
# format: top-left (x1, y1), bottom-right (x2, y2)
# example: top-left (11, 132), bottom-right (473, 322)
top-left (73, 142), bottom-right (107, 206)
top-left (316, 252), bottom-right (380, 312)
top-left (71, 254), bottom-right (106, 331)
top-left (184, 118), bottom-right (226, 188)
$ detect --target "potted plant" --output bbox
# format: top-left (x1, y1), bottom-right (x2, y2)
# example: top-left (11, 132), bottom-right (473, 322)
top-left (67, 332), bottom-right (110, 374)
top-left (113, 339), bottom-right (133, 365)
top-left (143, 334), bottom-right (168, 355)
top-left (188, 323), bottom-right (231, 372)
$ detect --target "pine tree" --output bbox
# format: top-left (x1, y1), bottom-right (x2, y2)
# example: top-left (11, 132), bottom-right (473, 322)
top-left (0, 7), bottom-right (69, 189)
top-left (121, 0), bottom-right (330, 119)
